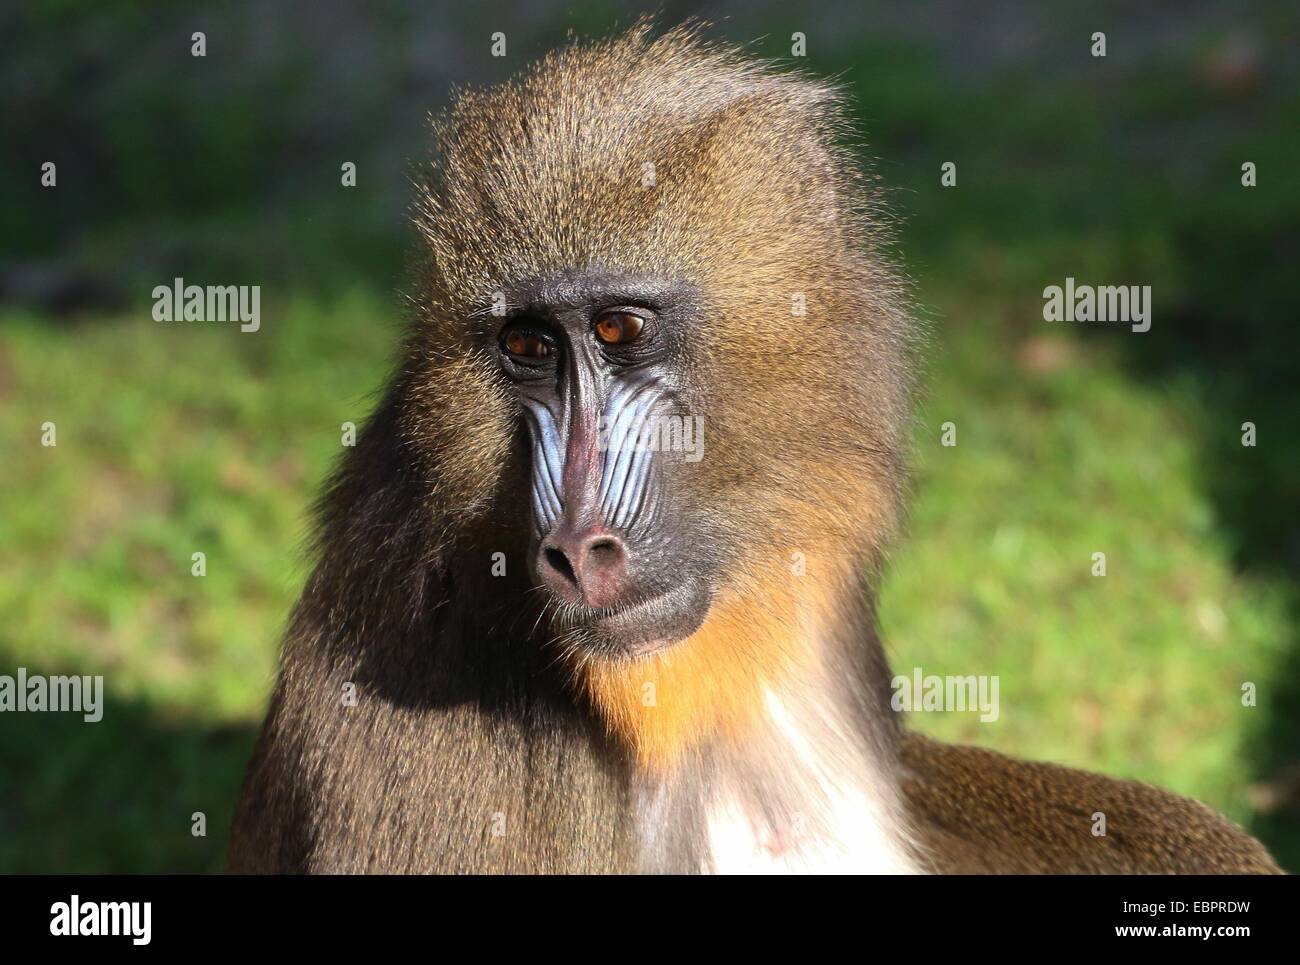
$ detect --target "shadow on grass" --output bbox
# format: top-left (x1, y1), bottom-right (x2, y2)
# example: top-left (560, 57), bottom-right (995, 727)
top-left (0, 660), bottom-right (257, 874)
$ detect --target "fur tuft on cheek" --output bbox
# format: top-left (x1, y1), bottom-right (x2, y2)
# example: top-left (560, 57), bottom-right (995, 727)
top-left (403, 348), bottom-right (515, 525)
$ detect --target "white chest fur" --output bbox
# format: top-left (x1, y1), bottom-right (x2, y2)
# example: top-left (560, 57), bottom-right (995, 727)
top-left (702, 691), bottom-right (921, 874)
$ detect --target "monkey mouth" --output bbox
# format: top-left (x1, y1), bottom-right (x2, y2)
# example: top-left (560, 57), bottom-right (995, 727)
top-left (553, 577), bottom-right (714, 659)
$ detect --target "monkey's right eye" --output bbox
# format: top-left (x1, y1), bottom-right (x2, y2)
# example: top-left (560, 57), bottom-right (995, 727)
top-left (500, 327), bottom-right (554, 360)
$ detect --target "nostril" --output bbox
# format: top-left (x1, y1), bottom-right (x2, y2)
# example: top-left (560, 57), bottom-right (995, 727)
top-left (585, 537), bottom-right (624, 570)
top-left (544, 547), bottom-right (578, 588)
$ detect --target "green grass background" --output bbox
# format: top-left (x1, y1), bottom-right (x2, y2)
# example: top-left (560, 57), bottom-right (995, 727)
top-left (1, 5), bottom-right (1296, 872)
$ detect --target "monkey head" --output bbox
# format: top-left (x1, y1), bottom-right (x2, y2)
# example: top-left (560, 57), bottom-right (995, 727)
top-left (405, 26), bottom-right (912, 677)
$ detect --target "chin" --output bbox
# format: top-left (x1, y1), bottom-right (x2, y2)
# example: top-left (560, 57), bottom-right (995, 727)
top-left (556, 577), bottom-right (715, 661)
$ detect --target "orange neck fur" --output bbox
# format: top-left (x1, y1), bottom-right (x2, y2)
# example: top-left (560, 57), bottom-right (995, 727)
top-left (579, 560), bottom-right (841, 774)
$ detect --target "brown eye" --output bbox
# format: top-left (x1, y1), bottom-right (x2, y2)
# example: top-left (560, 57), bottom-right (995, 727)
top-left (501, 327), bottom-right (552, 359)
top-left (593, 311), bottom-right (644, 346)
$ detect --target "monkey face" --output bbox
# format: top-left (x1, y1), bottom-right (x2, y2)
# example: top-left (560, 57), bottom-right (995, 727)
top-left (486, 270), bottom-right (719, 659)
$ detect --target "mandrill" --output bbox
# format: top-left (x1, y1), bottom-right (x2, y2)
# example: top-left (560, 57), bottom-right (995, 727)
top-left (229, 24), bottom-right (1279, 874)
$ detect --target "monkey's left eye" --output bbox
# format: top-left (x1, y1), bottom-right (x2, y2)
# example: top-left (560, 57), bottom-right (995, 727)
top-left (501, 326), bottom-right (554, 360)
top-left (593, 311), bottom-right (645, 346)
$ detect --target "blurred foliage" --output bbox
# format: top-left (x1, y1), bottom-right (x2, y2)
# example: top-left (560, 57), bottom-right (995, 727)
top-left (1, 1), bottom-right (1297, 872)
top-left (0, 293), bottom-right (395, 871)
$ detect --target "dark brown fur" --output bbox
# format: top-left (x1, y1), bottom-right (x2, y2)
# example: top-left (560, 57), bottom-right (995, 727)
top-left (228, 394), bottom-right (636, 872)
top-left (902, 734), bottom-right (1279, 873)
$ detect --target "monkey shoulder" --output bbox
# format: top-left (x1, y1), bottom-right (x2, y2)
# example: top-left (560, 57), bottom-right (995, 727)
top-left (898, 731), bottom-right (1281, 875)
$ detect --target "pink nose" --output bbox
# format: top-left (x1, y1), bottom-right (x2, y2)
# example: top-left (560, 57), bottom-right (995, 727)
top-left (537, 526), bottom-right (630, 608)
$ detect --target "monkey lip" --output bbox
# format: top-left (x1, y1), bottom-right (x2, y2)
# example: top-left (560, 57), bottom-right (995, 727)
top-left (562, 577), bottom-right (714, 659)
